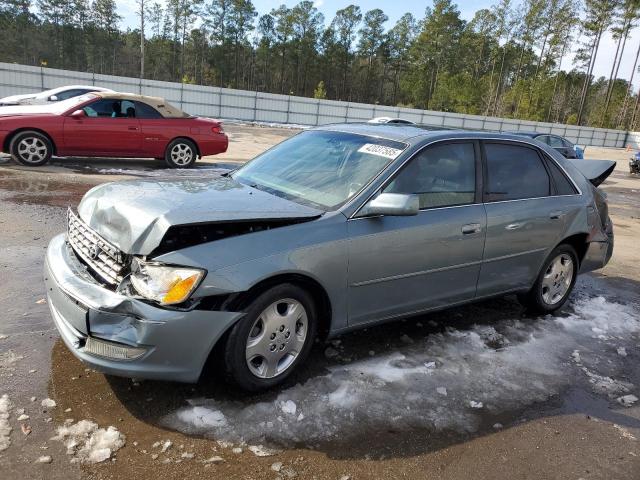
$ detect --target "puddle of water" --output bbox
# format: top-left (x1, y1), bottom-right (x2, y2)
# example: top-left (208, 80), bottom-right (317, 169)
top-left (0, 171), bottom-right (90, 207)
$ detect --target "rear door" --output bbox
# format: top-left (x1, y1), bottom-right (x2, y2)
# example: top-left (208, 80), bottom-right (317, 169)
top-left (477, 141), bottom-right (578, 297)
top-left (347, 141), bottom-right (486, 325)
top-left (62, 98), bottom-right (141, 156)
top-left (134, 101), bottom-right (172, 158)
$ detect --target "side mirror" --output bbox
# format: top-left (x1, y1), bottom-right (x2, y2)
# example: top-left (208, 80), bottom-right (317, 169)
top-left (48, 95), bottom-right (58, 102)
top-left (70, 109), bottom-right (85, 119)
top-left (358, 193), bottom-right (419, 217)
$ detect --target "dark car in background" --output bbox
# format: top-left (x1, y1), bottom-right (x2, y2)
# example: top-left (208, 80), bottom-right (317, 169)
top-left (509, 131), bottom-right (584, 159)
top-left (631, 151), bottom-right (640, 174)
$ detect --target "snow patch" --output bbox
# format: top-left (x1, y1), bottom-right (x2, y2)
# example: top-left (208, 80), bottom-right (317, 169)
top-left (177, 406), bottom-right (227, 428)
top-left (164, 295), bottom-right (640, 447)
top-left (0, 351), bottom-right (23, 368)
top-left (280, 400), bottom-right (296, 416)
top-left (248, 444), bottom-right (279, 457)
top-left (41, 398), bottom-right (56, 409)
top-left (0, 394), bottom-right (12, 452)
top-left (52, 420), bottom-right (125, 463)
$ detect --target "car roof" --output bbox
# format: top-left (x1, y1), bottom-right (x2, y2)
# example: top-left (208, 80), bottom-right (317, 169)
top-left (44, 85), bottom-right (113, 94)
top-left (505, 131), bottom-right (565, 138)
top-left (91, 92), bottom-right (189, 118)
top-left (313, 123), bottom-right (550, 146)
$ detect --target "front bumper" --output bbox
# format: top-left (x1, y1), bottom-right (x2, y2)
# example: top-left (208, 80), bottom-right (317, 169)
top-left (44, 233), bottom-right (244, 382)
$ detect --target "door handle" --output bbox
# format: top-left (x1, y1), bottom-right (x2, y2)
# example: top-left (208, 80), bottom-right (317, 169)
top-left (506, 222), bottom-right (524, 230)
top-left (461, 223), bottom-right (482, 235)
top-left (549, 210), bottom-right (566, 220)
top-left (128, 126), bottom-right (139, 131)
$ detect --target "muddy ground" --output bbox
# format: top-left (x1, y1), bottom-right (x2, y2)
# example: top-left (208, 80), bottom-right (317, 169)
top-left (0, 123), bottom-right (639, 480)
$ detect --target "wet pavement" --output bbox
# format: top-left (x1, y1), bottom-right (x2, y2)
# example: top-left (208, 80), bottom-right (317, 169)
top-left (0, 127), bottom-right (639, 479)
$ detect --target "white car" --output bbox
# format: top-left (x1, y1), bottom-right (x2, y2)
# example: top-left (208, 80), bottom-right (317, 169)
top-left (0, 85), bottom-right (113, 106)
top-left (367, 116), bottom-right (416, 125)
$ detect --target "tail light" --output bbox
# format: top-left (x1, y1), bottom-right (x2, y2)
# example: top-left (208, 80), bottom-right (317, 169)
top-left (211, 125), bottom-right (224, 134)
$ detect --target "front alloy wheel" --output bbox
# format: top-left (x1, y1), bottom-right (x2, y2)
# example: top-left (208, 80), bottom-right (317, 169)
top-left (245, 299), bottom-right (309, 379)
top-left (10, 131), bottom-right (53, 166)
top-left (223, 284), bottom-right (317, 391)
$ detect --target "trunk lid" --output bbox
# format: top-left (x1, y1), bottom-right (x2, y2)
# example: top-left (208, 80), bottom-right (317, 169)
top-left (568, 159), bottom-right (616, 187)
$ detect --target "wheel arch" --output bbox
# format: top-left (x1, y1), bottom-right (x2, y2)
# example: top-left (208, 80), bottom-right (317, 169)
top-left (229, 273), bottom-right (333, 339)
top-left (557, 232), bottom-right (589, 266)
top-left (198, 272), bottom-right (333, 382)
top-left (4, 128), bottom-right (57, 155)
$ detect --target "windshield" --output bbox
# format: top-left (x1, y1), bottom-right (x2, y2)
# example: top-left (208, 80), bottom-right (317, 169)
top-left (54, 94), bottom-right (98, 113)
top-left (233, 130), bottom-right (407, 210)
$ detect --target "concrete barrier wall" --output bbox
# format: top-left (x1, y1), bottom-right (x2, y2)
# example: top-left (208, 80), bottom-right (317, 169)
top-left (0, 62), bottom-right (634, 149)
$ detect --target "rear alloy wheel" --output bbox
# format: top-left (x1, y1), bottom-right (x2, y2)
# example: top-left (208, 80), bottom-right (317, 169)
top-left (10, 131), bottom-right (53, 166)
top-left (518, 244), bottom-right (578, 314)
top-left (223, 284), bottom-right (317, 391)
top-left (165, 138), bottom-right (197, 168)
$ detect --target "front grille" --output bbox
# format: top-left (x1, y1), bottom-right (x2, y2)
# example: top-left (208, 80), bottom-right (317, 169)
top-left (67, 209), bottom-right (127, 285)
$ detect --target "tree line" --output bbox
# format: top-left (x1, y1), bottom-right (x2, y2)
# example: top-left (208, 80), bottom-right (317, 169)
top-left (1, 0), bottom-right (640, 130)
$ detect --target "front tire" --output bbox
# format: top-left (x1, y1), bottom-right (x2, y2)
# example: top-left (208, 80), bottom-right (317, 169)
top-left (518, 244), bottom-right (579, 314)
top-left (164, 138), bottom-right (197, 168)
top-left (10, 131), bottom-right (53, 166)
top-left (223, 284), bottom-right (317, 392)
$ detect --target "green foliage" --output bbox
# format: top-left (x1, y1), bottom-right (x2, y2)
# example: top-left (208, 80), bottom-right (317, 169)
top-left (0, 0), bottom-right (639, 129)
top-left (313, 80), bottom-right (327, 99)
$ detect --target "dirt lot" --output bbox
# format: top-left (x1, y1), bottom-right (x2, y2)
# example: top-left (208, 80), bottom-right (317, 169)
top-left (0, 124), bottom-right (639, 480)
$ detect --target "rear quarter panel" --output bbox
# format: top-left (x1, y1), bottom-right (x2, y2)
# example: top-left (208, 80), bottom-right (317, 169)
top-left (139, 118), bottom-right (228, 158)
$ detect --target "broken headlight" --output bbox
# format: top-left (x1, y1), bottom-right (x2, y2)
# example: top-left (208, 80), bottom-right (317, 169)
top-left (130, 258), bottom-right (204, 306)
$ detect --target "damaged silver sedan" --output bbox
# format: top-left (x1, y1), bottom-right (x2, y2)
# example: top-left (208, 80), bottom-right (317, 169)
top-left (44, 125), bottom-right (615, 391)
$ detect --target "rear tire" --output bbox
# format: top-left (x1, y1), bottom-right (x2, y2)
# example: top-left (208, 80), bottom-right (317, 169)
top-left (10, 131), bottom-right (53, 166)
top-left (518, 244), bottom-right (579, 314)
top-left (223, 284), bottom-right (317, 392)
top-left (164, 138), bottom-right (197, 168)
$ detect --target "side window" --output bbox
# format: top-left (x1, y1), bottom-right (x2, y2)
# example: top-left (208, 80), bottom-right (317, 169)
top-left (484, 143), bottom-right (550, 201)
top-left (55, 89), bottom-right (83, 100)
top-left (536, 135), bottom-right (551, 145)
top-left (561, 138), bottom-right (574, 148)
top-left (134, 101), bottom-right (163, 119)
top-left (384, 142), bottom-right (476, 209)
top-left (83, 99), bottom-right (135, 118)
top-left (121, 100), bottom-right (136, 118)
top-left (83, 99), bottom-right (113, 117)
top-left (548, 136), bottom-right (564, 148)
top-left (545, 157), bottom-right (577, 195)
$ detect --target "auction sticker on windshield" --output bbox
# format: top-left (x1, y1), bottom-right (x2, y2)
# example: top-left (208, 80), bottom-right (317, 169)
top-left (358, 143), bottom-right (403, 160)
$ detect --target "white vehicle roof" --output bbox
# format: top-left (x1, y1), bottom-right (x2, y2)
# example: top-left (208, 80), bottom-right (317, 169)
top-left (33, 85), bottom-right (113, 99)
top-left (367, 116), bottom-right (416, 125)
top-left (0, 85), bottom-right (113, 104)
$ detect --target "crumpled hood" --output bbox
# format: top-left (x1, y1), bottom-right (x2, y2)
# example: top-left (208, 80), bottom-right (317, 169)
top-left (77, 176), bottom-right (322, 255)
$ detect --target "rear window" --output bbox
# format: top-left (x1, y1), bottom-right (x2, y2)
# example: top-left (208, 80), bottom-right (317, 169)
top-left (545, 157), bottom-right (577, 195)
top-left (485, 143), bottom-right (550, 201)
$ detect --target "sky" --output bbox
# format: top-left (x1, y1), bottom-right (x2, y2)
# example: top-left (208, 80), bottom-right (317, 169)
top-left (115, 0), bottom-right (638, 86)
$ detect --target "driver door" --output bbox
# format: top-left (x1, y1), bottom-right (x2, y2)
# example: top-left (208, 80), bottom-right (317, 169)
top-left (346, 141), bottom-right (487, 326)
top-left (63, 98), bottom-right (142, 156)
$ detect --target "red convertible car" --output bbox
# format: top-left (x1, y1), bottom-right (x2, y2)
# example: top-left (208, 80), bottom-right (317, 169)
top-left (0, 92), bottom-right (228, 168)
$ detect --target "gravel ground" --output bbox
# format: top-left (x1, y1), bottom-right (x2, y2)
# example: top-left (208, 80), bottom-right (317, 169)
top-left (0, 124), bottom-right (639, 480)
